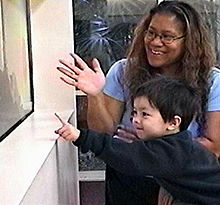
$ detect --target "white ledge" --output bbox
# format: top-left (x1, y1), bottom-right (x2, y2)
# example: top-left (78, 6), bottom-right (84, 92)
top-left (79, 170), bottom-right (105, 181)
top-left (0, 110), bottom-right (72, 205)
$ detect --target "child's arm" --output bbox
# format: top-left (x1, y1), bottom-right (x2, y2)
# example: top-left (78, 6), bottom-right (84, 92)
top-left (54, 113), bottom-right (80, 141)
top-left (54, 113), bottom-right (187, 178)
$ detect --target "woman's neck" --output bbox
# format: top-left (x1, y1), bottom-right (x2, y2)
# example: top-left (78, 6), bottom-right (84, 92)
top-left (159, 63), bottom-right (181, 77)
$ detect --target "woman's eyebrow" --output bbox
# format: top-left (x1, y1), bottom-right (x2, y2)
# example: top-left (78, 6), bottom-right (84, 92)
top-left (148, 26), bottom-right (178, 34)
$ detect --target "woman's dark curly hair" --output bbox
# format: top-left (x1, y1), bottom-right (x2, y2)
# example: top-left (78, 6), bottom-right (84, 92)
top-left (124, 0), bottom-right (216, 135)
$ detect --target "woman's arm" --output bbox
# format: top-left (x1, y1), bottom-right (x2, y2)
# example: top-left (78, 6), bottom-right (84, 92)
top-left (87, 93), bottom-right (124, 134)
top-left (197, 111), bottom-right (220, 157)
top-left (197, 69), bottom-right (220, 157)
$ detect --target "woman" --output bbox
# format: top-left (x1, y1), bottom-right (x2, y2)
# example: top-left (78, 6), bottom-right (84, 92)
top-left (57, 1), bottom-right (220, 204)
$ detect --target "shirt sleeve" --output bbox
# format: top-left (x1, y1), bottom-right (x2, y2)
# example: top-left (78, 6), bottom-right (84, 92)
top-left (103, 59), bottom-right (127, 102)
top-left (188, 68), bottom-right (220, 137)
top-left (207, 68), bottom-right (220, 111)
top-left (74, 129), bottom-right (189, 178)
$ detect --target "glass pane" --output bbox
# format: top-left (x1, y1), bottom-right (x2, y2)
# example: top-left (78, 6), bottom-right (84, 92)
top-left (76, 95), bottom-right (106, 171)
top-left (181, 0), bottom-right (220, 65)
top-left (211, 0), bottom-right (220, 65)
top-left (74, 0), bottom-right (157, 171)
top-left (73, 0), bottom-right (156, 74)
top-left (80, 181), bottom-right (105, 205)
top-left (0, 0), bottom-right (33, 141)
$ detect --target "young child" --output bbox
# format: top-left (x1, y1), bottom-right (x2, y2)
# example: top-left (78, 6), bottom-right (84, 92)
top-left (55, 76), bottom-right (220, 205)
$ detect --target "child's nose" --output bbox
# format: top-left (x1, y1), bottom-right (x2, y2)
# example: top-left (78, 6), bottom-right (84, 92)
top-left (132, 116), bottom-right (140, 124)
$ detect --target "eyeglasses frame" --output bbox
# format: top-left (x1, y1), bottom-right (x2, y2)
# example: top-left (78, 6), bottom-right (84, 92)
top-left (144, 30), bottom-right (185, 44)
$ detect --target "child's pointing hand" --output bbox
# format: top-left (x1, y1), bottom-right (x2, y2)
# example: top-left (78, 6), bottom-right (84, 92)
top-left (54, 113), bottom-right (80, 142)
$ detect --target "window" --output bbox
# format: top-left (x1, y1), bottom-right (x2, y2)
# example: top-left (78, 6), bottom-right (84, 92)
top-left (73, 0), bottom-right (156, 74)
top-left (73, 1), bottom-right (220, 204)
top-left (184, 0), bottom-right (220, 66)
top-left (73, 2), bottom-right (157, 204)
top-left (73, 0), bottom-right (156, 173)
top-left (0, 0), bottom-right (33, 142)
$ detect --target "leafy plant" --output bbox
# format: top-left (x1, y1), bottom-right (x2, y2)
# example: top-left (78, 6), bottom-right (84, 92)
top-left (73, 0), bottom-right (151, 73)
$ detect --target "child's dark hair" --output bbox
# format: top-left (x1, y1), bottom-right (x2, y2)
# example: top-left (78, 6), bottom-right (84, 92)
top-left (131, 75), bottom-right (200, 131)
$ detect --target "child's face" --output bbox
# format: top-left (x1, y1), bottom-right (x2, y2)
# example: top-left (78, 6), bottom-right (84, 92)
top-left (132, 96), bottom-right (171, 140)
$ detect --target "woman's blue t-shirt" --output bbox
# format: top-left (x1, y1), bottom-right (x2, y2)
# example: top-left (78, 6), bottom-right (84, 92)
top-left (103, 60), bottom-right (220, 137)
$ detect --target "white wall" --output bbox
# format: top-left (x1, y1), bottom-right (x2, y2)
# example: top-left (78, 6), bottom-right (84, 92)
top-left (29, 0), bottom-right (79, 203)
top-left (20, 141), bottom-right (78, 205)
top-left (0, 0), bottom-right (79, 204)
top-left (30, 0), bottom-right (75, 111)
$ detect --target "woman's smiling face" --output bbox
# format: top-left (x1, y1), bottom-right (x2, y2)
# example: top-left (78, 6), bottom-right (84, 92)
top-left (144, 13), bottom-right (185, 74)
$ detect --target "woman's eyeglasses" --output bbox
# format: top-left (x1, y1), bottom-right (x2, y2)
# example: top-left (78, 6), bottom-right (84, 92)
top-left (144, 30), bottom-right (185, 44)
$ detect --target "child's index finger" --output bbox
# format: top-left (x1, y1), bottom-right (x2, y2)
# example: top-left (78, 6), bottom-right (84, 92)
top-left (55, 113), bottom-right (66, 126)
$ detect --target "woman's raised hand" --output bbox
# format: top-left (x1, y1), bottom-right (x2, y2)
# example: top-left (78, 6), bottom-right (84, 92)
top-left (57, 53), bottom-right (105, 96)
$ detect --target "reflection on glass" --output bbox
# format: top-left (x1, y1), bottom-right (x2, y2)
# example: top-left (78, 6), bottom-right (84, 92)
top-left (74, 0), bottom-right (155, 74)
top-left (74, 0), bottom-right (220, 171)
top-left (80, 181), bottom-right (105, 205)
top-left (183, 0), bottom-right (220, 65)
top-left (74, 0), bottom-right (156, 171)
top-left (76, 95), bottom-right (106, 171)
top-left (0, 0), bottom-right (33, 141)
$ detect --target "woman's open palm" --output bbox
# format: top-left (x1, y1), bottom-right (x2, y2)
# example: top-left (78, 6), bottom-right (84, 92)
top-left (57, 53), bottom-right (105, 96)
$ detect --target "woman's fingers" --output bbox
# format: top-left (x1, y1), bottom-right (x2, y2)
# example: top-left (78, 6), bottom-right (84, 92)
top-left (59, 59), bottom-right (82, 75)
top-left (57, 53), bottom-right (105, 95)
top-left (60, 77), bottom-right (78, 87)
top-left (92, 58), bottom-right (101, 73)
top-left (70, 53), bottom-right (89, 70)
top-left (117, 129), bottom-right (138, 140)
top-left (116, 125), bottom-right (139, 140)
top-left (59, 53), bottom-right (102, 75)
top-left (57, 65), bottom-right (79, 88)
top-left (57, 67), bottom-right (79, 81)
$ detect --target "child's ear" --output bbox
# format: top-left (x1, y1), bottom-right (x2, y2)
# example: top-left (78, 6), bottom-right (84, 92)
top-left (167, 115), bottom-right (181, 131)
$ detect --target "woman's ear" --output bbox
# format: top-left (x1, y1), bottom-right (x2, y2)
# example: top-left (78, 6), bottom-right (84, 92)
top-left (167, 115), bottom-right (182, 131)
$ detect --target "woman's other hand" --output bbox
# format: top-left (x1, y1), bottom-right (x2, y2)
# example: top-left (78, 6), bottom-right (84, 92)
top-left (115, 124), bottom-right (139, 143)
top-left (57, 53), bottom-right (105, 96)
top-left (196, 137), bottom-right (220, 158)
